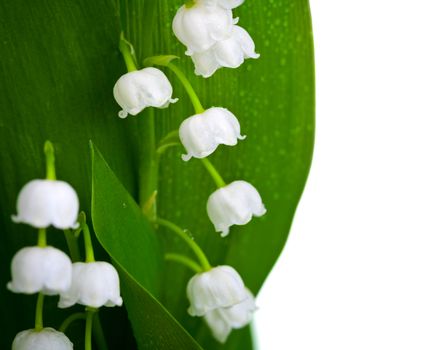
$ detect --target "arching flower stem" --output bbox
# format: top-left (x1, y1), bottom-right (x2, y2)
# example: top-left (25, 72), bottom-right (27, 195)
top-left (34, 292), bottom-right (44, 331)
top-left (165, 253), bottom-right (203, 273)
top-left (59, 312), bottom-right (86, 333)
top-left (167, 62), bottom-right (204, 114)
top-left (154, 218), bottom-right (211, 271)
top-left (200, 158), bottom-right (226, 188)
top-left (144, 57), bottom-right (227, 189)
top-left (118, 32), bottom-right (138, 72)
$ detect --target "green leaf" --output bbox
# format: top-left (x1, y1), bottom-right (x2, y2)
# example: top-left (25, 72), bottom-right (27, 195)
top-left (91, 142), bottom-right (202, 349)
top-left (119, 0), bottom-right (315, 348)
top-left (90, 141), bottom-right (162, 295)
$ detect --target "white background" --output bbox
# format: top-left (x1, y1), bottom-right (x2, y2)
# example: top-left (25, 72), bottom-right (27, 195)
top-left (256, 1), bottom-right (425, 349)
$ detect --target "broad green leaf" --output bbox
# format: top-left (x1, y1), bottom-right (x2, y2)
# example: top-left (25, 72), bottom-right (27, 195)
top-left (91, 142), bottom-right (202, 349)
top-left (91, 142), bottom-right (161, 296)
top-left (119, 0), bottom-right (315, 348)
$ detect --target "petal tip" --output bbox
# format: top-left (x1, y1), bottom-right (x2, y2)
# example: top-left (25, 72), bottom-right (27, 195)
top-left (118, 110), bottom-right (128, 119)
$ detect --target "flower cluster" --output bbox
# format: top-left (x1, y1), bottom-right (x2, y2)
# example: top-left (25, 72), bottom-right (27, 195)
top-left (112, 5), bottom-right (263, 341)
top-left (113, 70), bottom-right (265, 237)
top-left (173, 0), bottom-right (259, 77)
top-left (11, 0), bottom-right (266, 346)
top-left (8, 142), bottom-right (122, 349)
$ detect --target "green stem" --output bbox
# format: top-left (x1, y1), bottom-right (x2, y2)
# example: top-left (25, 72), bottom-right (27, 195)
top-left (167, 62), bottom-right (204, 114)
top-left (157, 142), bottom-right (181, 156)
top-left (64, 229), bottom-right (81, 262)
top-left (165, 253), bottom-right (203, 273)
top-left (82, 222), bottom-right (95, 263)
top-left (157, 130), bottom-right (181, 156)
top-left (37, 228), bottom-right (47, 247)
top-left (139, 108), bottom-right (158, 219)
top-left (200, 158), bottom-right (226, 188)
top-left (154, 218), bottom-right (211, 271)
top-left (85, 309), bottom-right (96, 350)
top-left (165, 63), bottom-right (227, 188)
top-left (34, 293), bottom-right (44, 331)
top-left (59, 312), bottom-right (86, 333)
top-left (119, 33), bottom-right (138, 72)
top-left (44, 141), bottom-right (56, 180)
top-left (93, 313), bottom-right (109, 350)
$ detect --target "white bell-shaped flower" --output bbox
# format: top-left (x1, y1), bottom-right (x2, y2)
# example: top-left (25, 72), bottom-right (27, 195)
top-left (187, 265), bottom-right (248, 316)
top-left (12, 179), bottom-right (79, 230)
top-left (7, 246), bottom-right (72, 295)
top-left (12, 328), bottom-right (73, 350)
top-left (172, 1), bottom-right (234, 54)
top-left (179, 107), bottom-right (245, 161)
top-left (192, 25), bottom-right (260, 78)
top-left (58, 262), bottom-right (123, 309)
top-left (204, 289), bottom-right (256, 343)
top-left (113, 67), bottom-right (177, 119)
top-left (207, 180), bottom-right (266, 236)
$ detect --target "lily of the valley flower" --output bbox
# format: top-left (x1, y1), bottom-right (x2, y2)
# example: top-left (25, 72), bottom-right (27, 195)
top-left (192, 25), bottom-right (260, 78)
top-left (7, 246), bottom-right (72, 295)
top-left (187, 265), bottom-right (247, 316)
top-left (12, 328), bottom-right (73, 350)
top-left (113, 67), bottom-right (177, 119)
top-left (207, 180), bottom-right (266, 236)
top-left (187, 265), bottom-right (256, 343)
top-left (172, 1), bottom-right (234, 55)
top-left (204, 289), bottom-right (256, 343)
top-left (12, 179), bottom-right (79, 230)
top-left (179, 107), bottom-right (245, 161)
top-left (172, 0), bottom-right (259, 77)
top-left (58, 262), bottom-right (123, 309)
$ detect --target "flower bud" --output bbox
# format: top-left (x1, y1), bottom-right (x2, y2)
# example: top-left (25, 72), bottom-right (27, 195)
top-left (58, 262), bottom-right (123, 308)
top-left (204, 289), bottom-right (256, 343)
top-left (7, 246), bottom-right (72, 295)
top-left (179, 107), bottom-right (245, 161)
top-left (192, 25), bottom-right (259, 78)
top-left (12, 328), bottom-right (73, 350)
top-left (113, 68), bottom-right (177, 119)
top-left (172, 2), bottom-right (234, 54)
top-left (187, 265), bottom-right (247, 316)
top-left (207, 180), bottom-right (266, 236)
top-left (12, 179), bottom-right (79, 230)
